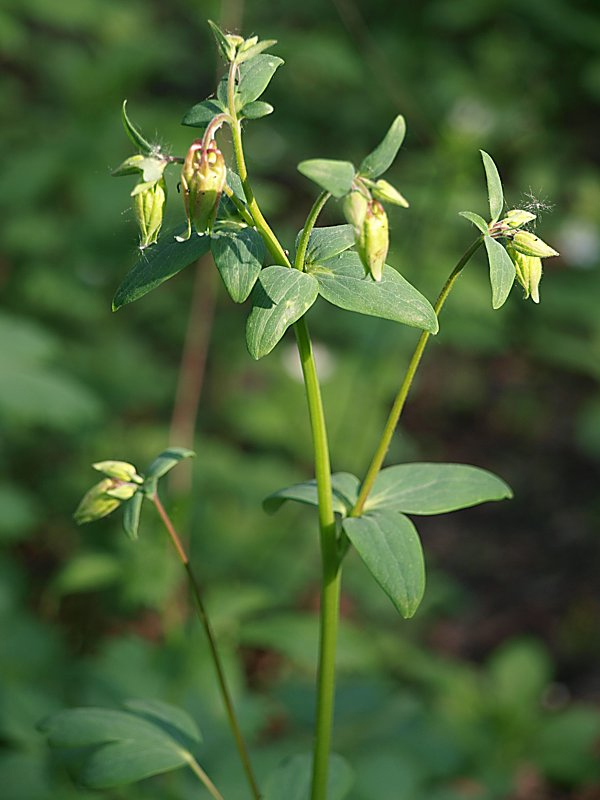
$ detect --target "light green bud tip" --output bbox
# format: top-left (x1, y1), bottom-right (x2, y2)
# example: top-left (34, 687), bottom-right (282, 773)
top-left (93, 460), bottom-right (143, 483)
top-left (370, 179), bottom-right (409, 208)
top-left (343, 190), bottom-right (368, 234)
top-left (358, 200), bottom-right (389, 282)
top-left (507, 244), bottom-right (543, 303)
top-left (74, 479), bottom-right (130, 524)
top-left (502, 209), bottom-right (536, 228)
top-left (510, 230), bottom-right (559, 259)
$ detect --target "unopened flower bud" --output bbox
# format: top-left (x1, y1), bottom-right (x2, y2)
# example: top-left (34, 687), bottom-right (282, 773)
top-left (93, 461), bottom-right (143, 484)
top-left (178, 140), bottom-right (227, 241)
top-left (343, 190), bottom-right (368, 234)
top-left (510, 230), bottom-right (559, 259)
top-left (132, 178), bottom-right (166, 249)
top-left (370, 179), bottom-right (409, 208)
top-left (74, 479), bottom-right (123, 524)
top-left (357, 200), bottom-right (389, 282)
top-left (507, 244), bottom-right (543, 304)
top-left (502, 209), bottom-right (536, 228)
top-left (105, 482), bottom-right (139, 501)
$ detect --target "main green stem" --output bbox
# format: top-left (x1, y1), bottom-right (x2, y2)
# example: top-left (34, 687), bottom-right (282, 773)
top-left (351, 237), bottom-right (483, 516)
top-left (152, 494), bottom-right (261, 800)
top-left (227, 62), bottom-right (338, 800)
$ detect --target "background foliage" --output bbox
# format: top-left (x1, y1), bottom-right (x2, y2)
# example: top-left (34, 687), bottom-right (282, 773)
top-left (1, 0), bottom-right (600, 797)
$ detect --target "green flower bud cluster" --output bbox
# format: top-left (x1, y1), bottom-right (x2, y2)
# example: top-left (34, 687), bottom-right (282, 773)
top-left (74, 461), bottom-right (143, 524)
top-left (177, 139), bottom-right (227, 242)
top-left (343, 177), bottom-right (409, 282)
top-left (208, 20), bottom-right (276, 64)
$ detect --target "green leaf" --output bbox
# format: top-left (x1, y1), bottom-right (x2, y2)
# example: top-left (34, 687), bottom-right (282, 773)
top-left (311, 252), bottom-right (438, 333)
top-left (144, 447), bottom-right (195, 494)
top-left (480, 150), bottom-right (504, 222)
top-left (121, 101), bottom-right (154, 155)
top-left (207, 19), bottom-right (234, 61)
top-left (237, 54), bottom-right (284, 106)
top-left (246, 266), bottom-right (319, 359)
top-left (226, 169), bottom-right (246, 202)
top-left (297, 159), bottom-right (355, 198)
top-left (51, 553), bottom-right (121, 595)
top-left (263, 472), bottom-right (360, 516)
top-left (484, 235), bottom-right (516, 310)
top-left (364, 462), bottom-right (513, 515)
top-left (40, 707), bottom-right (172, 747)
top-left (210, 227), bottom-right (265, 302)
top-left (112, 229), bottom-right (211, 310)
top-left (240, 100), bottom-right (274, 119)
top-left (123, 699), bottom-right (202, 747)
top-left (459, 211), bottom-right (489, 234)
top-left (295, 225), bottom-right (355, 266)
top-left (181, 98), bottom-right (226, 130)
top-left (122, 491), bottom-right (143, 540)
top-left (236, 40), bottom-right (278, 64)
top-left (81, 739), bottom-right (188, 789)
top-left (342, 511), bottom-right (425, 618)
top-left (359, 115), bottom-right (406, 179)
top-left (264, 753), bottom-right (354, 800)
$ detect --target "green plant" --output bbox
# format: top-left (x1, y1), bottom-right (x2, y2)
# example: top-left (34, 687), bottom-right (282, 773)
top-left (41, 22), bottom-right (561, 800)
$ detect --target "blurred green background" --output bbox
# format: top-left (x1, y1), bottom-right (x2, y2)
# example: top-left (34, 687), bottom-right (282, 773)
top-left (2, 0), bottom-right (600, 798)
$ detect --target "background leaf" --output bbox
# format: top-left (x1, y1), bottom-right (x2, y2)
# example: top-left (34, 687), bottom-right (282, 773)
top-left (264, 752), bottom-right (354, 800)
top-left (263, 472), bottom-right (360, 516)
top-left (297, 159), bottom-right (355, 198)
top-left (81, 739), bottom-right (188, 789)
top-left (343, 511), bottom-right (425, 618)
top-left (480, 150), bottom-right (504, 222)
top-left (211, 226), bottom-right (265, 302)
top-left (364, 462), bottom-right (513, 515)
top-left (484, 235), bottom-right (516, 310)
top-left (359, 115), bottom-right (406, 178)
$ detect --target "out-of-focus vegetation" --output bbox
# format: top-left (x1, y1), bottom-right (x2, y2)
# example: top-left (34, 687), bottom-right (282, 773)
top-left (1, 0), bottom-right (600, 797)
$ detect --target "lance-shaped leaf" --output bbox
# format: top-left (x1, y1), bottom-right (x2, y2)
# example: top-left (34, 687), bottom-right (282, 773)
top-left (237, 54), bottom-right (284, 106)
top-left (295, 225), bottom-right (355, 267)
top-left (480, 150), bottom-right (504, 223)
top-left (311, 251), bottom-right (438, 333)
top-left (297, 159), bottom-right (355, 198)
top-left (246, 266), bottom-right (319, 359)
top-left (122, 491), bottom-right (143, 541)
top-left (143, 447), bottom-right (195, 495)
top-left (364, 462), bottom-right (513, 515)
top-left (211, 226), bottom-right (265, 302)
top-left (359, 115), bottom-right (406, 179)
top-left (263, 472), bottom-right (360, 517)
top-left (459, 211), bottom-right (489, 235)
top-left (484, 235), bottom-right (516, 310)
top-left (342, 510), bottom-right (425, 618)
top-left (112, 229), bottom-right (211, 310)
top-left (181, 98), bottom-right (226, 130)
top-left (264, 753), bottom-right (354, 800)
top-left (121, 101), bottom-right (154, 155)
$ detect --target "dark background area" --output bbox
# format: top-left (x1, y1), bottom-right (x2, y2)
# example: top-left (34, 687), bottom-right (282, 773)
top-left (1, 0), bottom-right (600, 798)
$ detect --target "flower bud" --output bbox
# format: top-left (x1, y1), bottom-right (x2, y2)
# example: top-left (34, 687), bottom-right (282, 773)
top-left (507, 244), bottom-right (543, 303)
top-left (74, 479), bottom-right (123, 524)
top-left (510, 230), bottom-right (559, 259)
top-left (502, 209), bottom-right (536, 228)
top-left (178, 140), bottom-right (227, 241)
top-left (343, 190), bottom-right (368, 234)
top-left (370, 179), bottom-right (409, 208)
top-left (93, 461), bottom-right (143, 484)
top-left (132, 178), bottom-right (166, 249)
top-left (357, 200), bottom-right (389, 282)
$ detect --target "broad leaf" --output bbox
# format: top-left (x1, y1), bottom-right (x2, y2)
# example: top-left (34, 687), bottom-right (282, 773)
top-left (480, 150), bottom-right (503, 222)
top-left (459, 211), bottom-right (489, 234)
top-left (295, 225), bottom-right (355, 266)
top-left (311, 252), bottom-right (438, 333)
top-left (264, 753), bottom-right (354, 800)
top-left (144, 447), bottom-right (195, 494)
top-left (181, 98), bottom-right (226, 129)
top-left (123, 699), bottom-right (202, 748)
top-left (121, 101), bottom-right (153, 155)
top-left (359, 115), bottom-right (406, 179)
top-left (240, 100), bottom-right (274, 119)
top-left (263, 472), bottom-right (360, 516)
top-left (112, 230), bottom-right (211, 310)
top-left (246, 266), bottom-right (319, 359)
top-left (122, 491), bottom-right (143, 540)
top-left (343, 510), bottom-right (425, 618)
top-left (297, 159), bottom-right (355, 198)
top-left (82, 739), bottom-right (188, 789)
top-left (364, 462), bottom-right (513, 515)
top-left (484, 235), bottom-right (515, 310)
top-left (211, 227), bottom-right (265, 302)
top-left (237, 54), bottom-right (284, 106)
top-left (40, 707), bottom-right (174, 747)
top-left (226, 168), bottom-right (246, 201)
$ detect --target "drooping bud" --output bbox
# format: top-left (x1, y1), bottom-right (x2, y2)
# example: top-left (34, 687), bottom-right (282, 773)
top-left (74, 479), bottom-right (124, 524)
top-left (510, 230), bottom-right (559, 259)
top-left (343, 190), bottom-right (369, 235)
top-left (132, 178), bottom-right (166, 249)
top-left (507, 244), bottom-right (543, 303)
top-left (502, 209), bottom-right (536, 228)
top-left (357, 200), bottom-right (389, 282)
top-left (369, 179), bottom-right (409, 208)
top-left (93, 461), bottom-right (144, 484)
top-left (177, 140), bottom-right (227, 242)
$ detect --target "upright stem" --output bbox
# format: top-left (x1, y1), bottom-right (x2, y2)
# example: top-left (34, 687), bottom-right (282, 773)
top-left (352, 237), bottom-right (483, 516)
top-left (152, 494), bottom-right (261, 800)
top-left (226, 65), bottom-right (338, 800)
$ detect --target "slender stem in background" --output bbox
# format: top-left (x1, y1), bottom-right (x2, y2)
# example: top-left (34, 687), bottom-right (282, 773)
top-left (351, 237), bottom-right (483, 516)
top-left (186, 755), bottom-right (227, 800)
top-left (226, 67), bottom-right (339, 800)
top-left (152, 493), bottom-right (261, 800)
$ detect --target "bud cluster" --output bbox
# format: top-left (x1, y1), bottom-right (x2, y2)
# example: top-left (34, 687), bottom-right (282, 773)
top-left (177, 139), bottom-right (227, 242)
top-left (74, 461), bottom-right (144, 524)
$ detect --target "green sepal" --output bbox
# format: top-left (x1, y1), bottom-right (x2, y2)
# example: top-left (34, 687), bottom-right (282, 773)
top-left (121, 101), bottom-right (154, 156)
